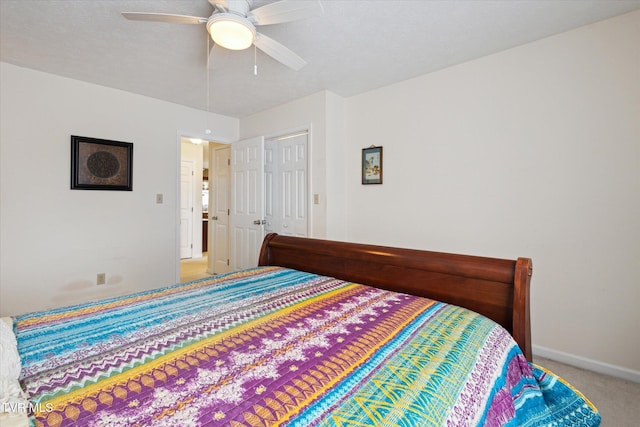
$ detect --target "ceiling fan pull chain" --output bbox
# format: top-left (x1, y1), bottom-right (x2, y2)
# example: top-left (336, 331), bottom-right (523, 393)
top-left (254, 44), bottom-right (258, 76)
top-left (207, 36), bottom-right (211, 112)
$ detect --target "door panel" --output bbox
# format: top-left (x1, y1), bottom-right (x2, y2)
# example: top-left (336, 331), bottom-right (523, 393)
top-left (230, 136), bottom-right (264, 270)
top-left (264, 140), bottom-right (277, 234)
top-left (212, 146), bottom-right (231, 274)
top-left (180, 161), bottom-right (194, 259)
top-left (278, 134), bottom-right (308, 237)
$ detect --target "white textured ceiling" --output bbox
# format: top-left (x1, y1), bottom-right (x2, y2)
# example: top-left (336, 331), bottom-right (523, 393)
top-left (2, 0), bottom-right (639, 118)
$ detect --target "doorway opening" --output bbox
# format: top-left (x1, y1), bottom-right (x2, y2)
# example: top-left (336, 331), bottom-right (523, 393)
top-left (179, 138), bottom-right (228, 282)
top-left (177, 128), bottom-right (310, 283)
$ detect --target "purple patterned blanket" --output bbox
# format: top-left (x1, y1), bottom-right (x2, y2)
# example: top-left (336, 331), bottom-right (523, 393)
top-left (14, 267), bottom-right (600, 426)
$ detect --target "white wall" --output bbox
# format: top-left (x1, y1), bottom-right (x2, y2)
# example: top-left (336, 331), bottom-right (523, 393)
top-left (0, 63), bottom-right (238, 316)
top-left (344, 11), bottom-right (639, 373)
top-left (240, 91), bottom-right (348, 239)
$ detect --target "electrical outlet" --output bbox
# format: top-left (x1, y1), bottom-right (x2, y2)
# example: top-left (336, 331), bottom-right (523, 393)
top-left (97, 273), bottom-right (106, 285)
top-left (156, 193), bottom-right (164, 204)
top-left (314, 194), bottom-right (319, 204)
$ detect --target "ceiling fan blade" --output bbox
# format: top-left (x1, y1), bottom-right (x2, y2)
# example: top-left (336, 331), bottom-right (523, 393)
top-left (249, 0), bottom-right (323, 26)
top-left (121, 12), bottom-right (207, 25)
top-left (254, 32), bottom-right (306, 71)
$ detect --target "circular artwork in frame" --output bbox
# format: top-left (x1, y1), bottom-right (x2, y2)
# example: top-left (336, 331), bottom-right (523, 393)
top-left (71, 135), bottom-right (133, 191)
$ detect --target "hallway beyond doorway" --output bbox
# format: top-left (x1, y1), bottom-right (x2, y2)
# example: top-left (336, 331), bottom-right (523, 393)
top-left (180, 253), bottom-right (210, 282)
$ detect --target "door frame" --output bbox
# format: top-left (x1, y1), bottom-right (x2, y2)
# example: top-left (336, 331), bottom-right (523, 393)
top-left (176, 131), bottom-right (233, 284)
top-left (175, 125), bottom-right (313, 283)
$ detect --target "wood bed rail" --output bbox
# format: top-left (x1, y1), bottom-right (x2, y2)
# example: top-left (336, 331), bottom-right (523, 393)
top-left (258, 233), bottom-right (533, 360)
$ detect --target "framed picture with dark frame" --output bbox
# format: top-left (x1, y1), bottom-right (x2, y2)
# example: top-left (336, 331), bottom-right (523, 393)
top-left (71, 135), bottom-right (133, 191)
top-left (362, 145), bottom-right (383, 185)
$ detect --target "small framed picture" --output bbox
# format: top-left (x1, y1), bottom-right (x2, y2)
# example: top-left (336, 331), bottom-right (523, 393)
top-left (362, 146), bottom-right (383, 185)
top-left (71, 135), bottom-right (133, 191)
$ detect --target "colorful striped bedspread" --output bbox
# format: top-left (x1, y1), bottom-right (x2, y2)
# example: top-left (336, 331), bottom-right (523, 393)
top-left (14, 267), bottom-right (600, 426)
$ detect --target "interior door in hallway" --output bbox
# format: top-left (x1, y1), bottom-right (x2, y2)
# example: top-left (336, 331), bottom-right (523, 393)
top-left (212, 145), bottom-right (231, 274)
top-left (180, 160), bottom-right (194, 259)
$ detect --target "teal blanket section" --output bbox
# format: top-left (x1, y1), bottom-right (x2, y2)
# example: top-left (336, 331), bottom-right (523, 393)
top-left (523, 364), bottom-right (602, 427)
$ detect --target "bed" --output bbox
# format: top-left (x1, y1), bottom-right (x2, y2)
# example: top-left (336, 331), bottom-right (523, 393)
top-left (1, 233), bottom-right (600, 426)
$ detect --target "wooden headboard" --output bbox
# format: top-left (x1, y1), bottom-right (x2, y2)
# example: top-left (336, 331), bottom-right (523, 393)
top-left (258, 233), bottom-right (533, 360)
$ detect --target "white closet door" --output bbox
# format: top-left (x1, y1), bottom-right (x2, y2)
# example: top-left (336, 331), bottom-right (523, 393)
top-left (278, 134), bottom-right (308, 237)
top-left (230, 136), bottom-right (264, 270)
top-left (264, 139), bottom-right (278, 234)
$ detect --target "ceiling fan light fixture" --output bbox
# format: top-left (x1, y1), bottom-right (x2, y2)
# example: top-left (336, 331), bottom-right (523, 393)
top-left (207, 14), bottom-right (256, 50)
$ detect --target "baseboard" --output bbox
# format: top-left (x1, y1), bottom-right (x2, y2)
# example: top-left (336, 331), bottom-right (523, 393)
top-left (533, 345), bottom-right (640, 383)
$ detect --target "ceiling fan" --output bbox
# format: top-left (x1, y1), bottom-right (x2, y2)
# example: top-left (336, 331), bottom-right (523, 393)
top-left (122, 0), bottom-right (321, 71)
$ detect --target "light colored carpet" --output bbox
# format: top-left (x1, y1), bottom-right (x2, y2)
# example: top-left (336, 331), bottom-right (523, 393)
top-left (180, 253), bottom-right (211, 282)
top-left (534, 356), bottom-right (640, 426)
